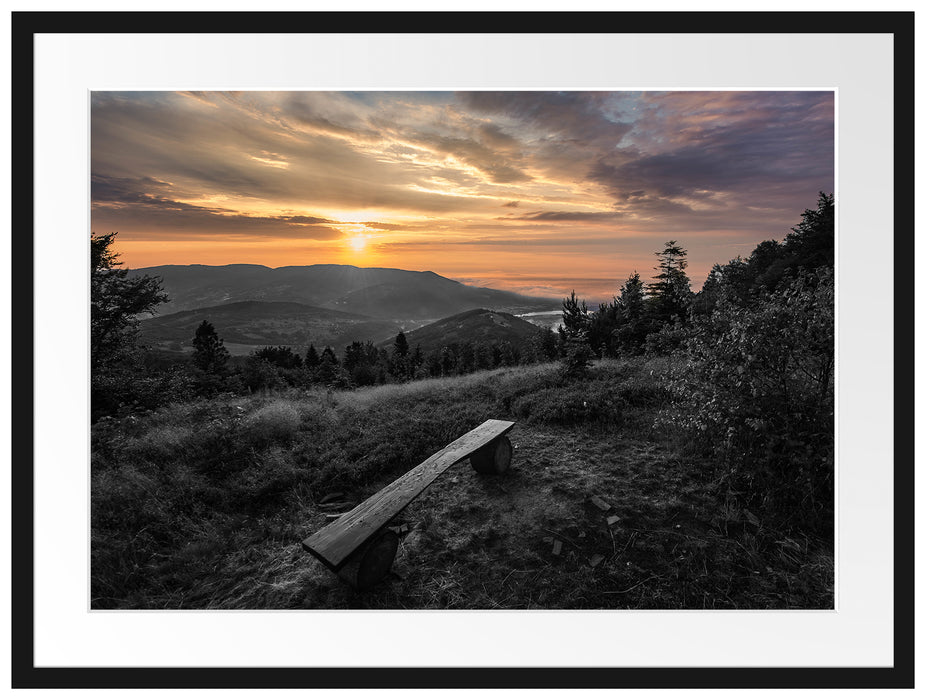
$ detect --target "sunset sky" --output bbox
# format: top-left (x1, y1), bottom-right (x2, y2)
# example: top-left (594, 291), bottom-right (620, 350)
top-left (91, 90), bottom-right (834, 304)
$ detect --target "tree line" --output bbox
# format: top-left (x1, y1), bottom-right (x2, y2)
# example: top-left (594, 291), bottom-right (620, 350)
top-left (187, 319), bottom-right (561, 394)
top-left (90, 193), bottom-right (833, 429)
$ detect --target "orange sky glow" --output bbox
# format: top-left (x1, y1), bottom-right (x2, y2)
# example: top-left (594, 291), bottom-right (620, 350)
top-left (92, 91), bottom-right (834, 304)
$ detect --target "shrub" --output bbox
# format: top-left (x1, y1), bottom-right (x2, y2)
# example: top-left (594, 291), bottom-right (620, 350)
top-left (560, 336), bottom-right (593, 379)
top-left (242, 401), bottom-right (303, 445)
top-left (662, 269), bottom-right (834, 531)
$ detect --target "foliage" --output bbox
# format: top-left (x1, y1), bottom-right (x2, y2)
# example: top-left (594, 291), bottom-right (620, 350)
top-left (253, 345), bottom-right (303, 370)
top-left (693, 193), bottom-right (834, 314)
top-left (560, 334), bottom-right (593, 379)
top-left (305, 344), bottom-right (320, 368)
top-left (91, 232), bottom-right (168, 371)
top-left (611, 271), bottom-right (653, 356)
top-left (663, 268), bottom-right (834, 531)
top-left (192, 320), bottom-right (230, 374)
top-left (91, 232), bottom-right (170, 417)
top-left (647, 240), bottom-right (692, 323)
top-left (560, 290), bottom-right (589, 339)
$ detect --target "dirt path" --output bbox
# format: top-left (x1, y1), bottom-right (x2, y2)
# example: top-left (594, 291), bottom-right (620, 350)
top-left (292, 424), bottom-right (730, 609)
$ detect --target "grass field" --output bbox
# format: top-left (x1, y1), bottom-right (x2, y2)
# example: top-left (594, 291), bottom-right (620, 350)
top-left (91, 359), bottom-right (833, 609)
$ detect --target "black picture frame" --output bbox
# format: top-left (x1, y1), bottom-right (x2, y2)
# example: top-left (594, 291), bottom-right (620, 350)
top-left (11, 10), bottom-right (914, 690)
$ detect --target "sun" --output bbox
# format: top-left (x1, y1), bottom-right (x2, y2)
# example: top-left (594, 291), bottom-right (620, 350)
top-left (347, 234), bottom-right (368, 253)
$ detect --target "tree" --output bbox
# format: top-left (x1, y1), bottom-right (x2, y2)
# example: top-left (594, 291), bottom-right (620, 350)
top-left (784, 191), bottom-right (834, 269)
top-left (391, 331), bottom-right (411, 379)
top-left (192, 320), bottom-right (230, 374)
top-left (316, 346), bottom-right (344, 386)
top-left (648, 240), bottom-right (691, 323)
top-left (253, 345), bottom-right (302, 370)
top-left (411, 344), bottom-right (424, 373)
top-left (305, 344), bottom-right (320, 369)
top-left (611, 271), bottom-right (652, 355)
top-left (393, 331), bottom-right (410, 358)
top-left (439, 346), bottom-right (456, 376)
top-left (618, 271), bottom-right (646, 319)
top-left (533, 326), bottom-right (558, 361)
top-left (90, 231), bottom-right (168, 371)
top-left (560, 290), bottom-right (589, 339)
top-left (473, 342), bottom-right (493, 370)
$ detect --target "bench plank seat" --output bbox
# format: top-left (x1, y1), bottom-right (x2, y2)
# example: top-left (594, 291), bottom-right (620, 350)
top-left (303, 419), bottom-right (515, 571)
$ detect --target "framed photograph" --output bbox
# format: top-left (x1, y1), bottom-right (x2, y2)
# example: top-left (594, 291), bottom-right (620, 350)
top-left (12, 8), bottom-right (913, 690)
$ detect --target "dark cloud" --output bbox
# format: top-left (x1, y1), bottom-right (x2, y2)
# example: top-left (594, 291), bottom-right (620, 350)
top-left (590, 92), bottom-right (834, 206)
top-left (91, 174), bottom-right (343, 240)
top-left (509, 211), bottom-right (625, 222)
top-left (458, 92), bottom-right (633, 146)
top-left (502, 201), bottom-right (520, 208)
top-left (403, 131), bottom-right (531, 184)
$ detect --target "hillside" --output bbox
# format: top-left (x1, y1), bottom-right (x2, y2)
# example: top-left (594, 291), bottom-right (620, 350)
top-left (128, 263), bottom-right (557, 320)
top-left (90, 360), bottom-right (834, 610)
top-left (382, 308), bottom-right (542, 355)
top-left (138, 300), bottom-right (401, 355)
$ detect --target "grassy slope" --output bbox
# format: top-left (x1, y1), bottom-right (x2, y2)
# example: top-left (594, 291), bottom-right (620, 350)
top-left (91, 360), bottom-right (833, 609)
top-left (138, 300), bottom-right (402, 353)
top-left (380, 308), bottom-right (542, 355)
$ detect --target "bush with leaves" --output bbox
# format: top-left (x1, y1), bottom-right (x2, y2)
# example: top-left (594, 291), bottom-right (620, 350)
top-left (663, 268), bottom-right (834, 531)
top-left (560, 333), bottom-right (593, 379)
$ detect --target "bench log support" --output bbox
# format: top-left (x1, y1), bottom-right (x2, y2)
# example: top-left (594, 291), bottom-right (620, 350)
top-left (335, 529), bottom-right (399, 591)
top-left (470, 435), bottom-right (512, 475)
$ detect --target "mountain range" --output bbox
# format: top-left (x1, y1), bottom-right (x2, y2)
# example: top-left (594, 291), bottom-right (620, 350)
top-left (129, 264), bottom-right (555, 320)
top-left (131, 264), bottom-right (559, 355)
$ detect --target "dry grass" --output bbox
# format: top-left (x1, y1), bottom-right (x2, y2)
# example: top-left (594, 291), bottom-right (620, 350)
top-left (91, 359), bottom-right (833, 609)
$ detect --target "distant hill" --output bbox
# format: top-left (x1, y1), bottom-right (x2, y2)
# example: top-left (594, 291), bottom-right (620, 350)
top-left (383, 308), bottom-right (542, 356)
top-left (128, 264), bottom-right (556, 320)
top-left (138, 300), bottom-right (402, 356)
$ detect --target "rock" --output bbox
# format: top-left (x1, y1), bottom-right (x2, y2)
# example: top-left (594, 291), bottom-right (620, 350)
top-left (589, 496), bottom-right (611, 512)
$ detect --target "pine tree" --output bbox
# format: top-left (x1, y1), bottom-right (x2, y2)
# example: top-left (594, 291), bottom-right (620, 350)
top-left (91, 231), bottom-right (168, 371)
top-left (411, 344), bottom-right (424, 372)
top-left (648, 241), bottom-right (691, 323)
top-left (393, 331), bottom-right (410, 358)
top-left (534, 326), bottom-right (558, 361)
top-left (561, 290), bottom-right (589, 339)
top-left (305, 344), bottom-right (320, 368)
top-left (391, 331), bottom-right (410, 379)
top-left (618, 271), bottom-right (646, 319)
top-left (316, 347), bottom-right (341, 385)
top-left (192, 320), bottom-right (229, 374)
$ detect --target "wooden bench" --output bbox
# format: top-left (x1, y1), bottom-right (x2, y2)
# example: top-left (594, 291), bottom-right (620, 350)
top-left (303, 418), bottom-right (516, 590)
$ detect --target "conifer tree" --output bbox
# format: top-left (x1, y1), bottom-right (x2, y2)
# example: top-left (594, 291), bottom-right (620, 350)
top-left (91, 231), bottom-right (168, 371)
top-left (192, 320), bottom-right (229, 374)
top-left (561, 290), bottom-right (589, 339)
top-left (648, 241), bottom-right (691, 323)
top-left (305, 344), bottom-right (320, 369)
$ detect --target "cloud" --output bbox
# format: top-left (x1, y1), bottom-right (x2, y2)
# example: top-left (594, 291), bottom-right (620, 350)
top-left (590, 91), bottom-right (834, 205)
top-left (90, 90), bottom-right (834, 279)
top-left (508, 210), bottom-right (625, 222)
top-left (458, 92), bottom-right (633, 146)
top-left (91, 174), bottom-right (343, 240)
